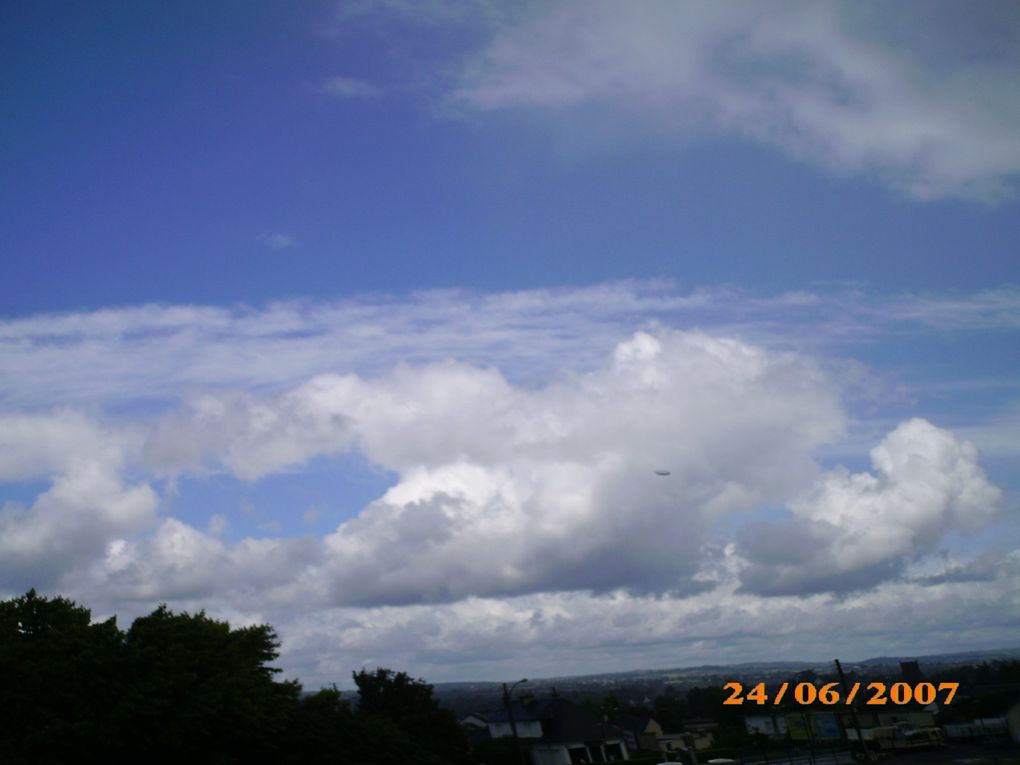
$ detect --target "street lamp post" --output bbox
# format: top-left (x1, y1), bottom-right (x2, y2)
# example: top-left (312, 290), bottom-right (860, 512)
top-left (503, 679), bottom-right (529, 765)
top-left (835, 659), bottom-right (871, 762)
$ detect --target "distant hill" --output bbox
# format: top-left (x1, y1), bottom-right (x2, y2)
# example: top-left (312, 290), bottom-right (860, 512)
top-left (431, 646), bottom-right (1020, 706)
top-left (856, 647), bottom-right (1020, 666)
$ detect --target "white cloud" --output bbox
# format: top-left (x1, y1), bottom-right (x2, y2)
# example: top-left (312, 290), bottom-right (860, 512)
top-left (261, 233), bottom-right (297, 250)
top-left (276, 554), bottom-right (1020, 685)
top-left (0, 410), bottom-right (123, 481)
top-left (448, 1), bottom-right (1020, 201)
top-left (145, 388), bottom-right (355, 480)
top-left (314, 331), bottom-right (844, 604)
top-left (0, 412), bottom-right (158, 590)
top-left (131, 329), bottom-right (843, 604)
top-left (737, 419), bottom-right (1002, 595)
top-left (2, 287), bottom-right (1015, 607)
top-left (2, 283), bottom-right (1017, 411)
top-left (67, 515), bottom-right (1019, 685)
top-left (320, 75), bottom-right (381, 99)
top-left (88, 518), bottom-right (325, 608)
top-left (133, 337), bottom-right (1002, 608)
top-left (208, 513), bottom-right (230, 536)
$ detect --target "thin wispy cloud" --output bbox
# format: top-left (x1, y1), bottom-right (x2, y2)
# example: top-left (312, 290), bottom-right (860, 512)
top-left (320, 75), bottom-right (381, 98)
top-left (261, 232), bottom-right (298, 250)
top-left (2, 283), bottom-right (1018, 409)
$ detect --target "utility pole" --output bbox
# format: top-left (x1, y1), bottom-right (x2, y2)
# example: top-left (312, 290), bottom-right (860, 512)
top-left (503, 679), bottom-right (528, 765)
top-left (682, 732), bottom-right (699, 765)
top-left (802, 713), bottom-right (818, 765)
top-left (834, 659), bottom-right (870, 762)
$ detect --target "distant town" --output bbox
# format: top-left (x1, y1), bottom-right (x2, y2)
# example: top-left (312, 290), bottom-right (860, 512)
top-left (433, 648), bottom-right (1020, 714)
top-left (437, 648), bottom-right (1020, 765)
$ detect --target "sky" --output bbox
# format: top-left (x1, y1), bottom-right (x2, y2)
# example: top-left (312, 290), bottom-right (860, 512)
top-left (2, 0), bottom-right (1019, 687)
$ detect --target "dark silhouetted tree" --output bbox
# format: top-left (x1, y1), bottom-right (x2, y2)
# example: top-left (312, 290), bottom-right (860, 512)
top-left (115, 604), bottom-right (300, 762)
top-left (354, 667), bottom-right (471, 764)
top-left (1, 591), bottom-right (477, 764)
top-left (0, 589), bottom-right (124, 763)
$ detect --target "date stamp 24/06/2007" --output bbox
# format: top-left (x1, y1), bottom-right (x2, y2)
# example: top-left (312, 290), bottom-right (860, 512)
top-left (722, 681), bottom-right (958, 707)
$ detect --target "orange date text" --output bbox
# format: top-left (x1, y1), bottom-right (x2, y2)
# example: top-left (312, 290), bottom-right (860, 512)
top-left (722, 681), bottom-right (958, 706)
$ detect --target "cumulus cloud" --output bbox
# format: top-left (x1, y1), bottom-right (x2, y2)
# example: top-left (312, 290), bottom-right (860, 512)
top-left (89, 518), bottom-right (324, 607)
top-left (449, 1), bottom-right (1020, 201)
top-left (145, 389), bottom-right (354, 480)
top-left (737, 419), bottom-right (1002, 595)
top-left (2, 325), bottom-right (1009, 612)
top-left (0, 412), bottom-right (158, 590)
top-left (317, 331), bottom-right (845, 604)
top-left (131, 330), bottom-right (843, 604)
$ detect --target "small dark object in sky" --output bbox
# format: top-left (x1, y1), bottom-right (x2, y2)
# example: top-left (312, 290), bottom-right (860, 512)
top-left (654, 470), bottom-right (671, 476)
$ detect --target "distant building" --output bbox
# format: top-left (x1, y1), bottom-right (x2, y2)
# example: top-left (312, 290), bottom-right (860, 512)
top-left (1007, 702), bottom-right (1020, 743)
top-left (842, 709), bottom-right (945, 752)
top-left (612, 715), bottom-right (663, 753)
top-left (944, 701), bottom-right (1020, 745)
top-left (460, 712), bottom-right (492, 745)
top-left (681, 727), bottom-right (716, 751)
top-left (485, 701), bottom-right (544, 740)
top-left (461, 712), bottom-right (489, 730)
top-left (838, 709), bottom-right (937, 730)
top-left (745, 714), bottom-right (788, 739)
top-left (482, 696), bottom-right (630, 764)
top-left (845, 724), bottom-right (945, 751)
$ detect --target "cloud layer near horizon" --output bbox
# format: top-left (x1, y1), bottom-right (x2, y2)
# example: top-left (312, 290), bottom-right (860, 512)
top-left (1, 285), bottom-right (1017, 684)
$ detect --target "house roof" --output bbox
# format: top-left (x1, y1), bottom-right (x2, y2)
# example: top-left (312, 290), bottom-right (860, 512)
top-left (486, 701), bottom-right (542, 723)
top-left (488, 696), bottom-right (627, 745)
top-left (612, 714), bottom-right (657, 735)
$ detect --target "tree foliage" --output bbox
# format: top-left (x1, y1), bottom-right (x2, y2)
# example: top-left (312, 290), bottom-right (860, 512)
top-left (354, 667), bottom-right (472, 764)
top-left (115, 604), bottom-right (299, 762)
top-left (0, 589), bottom-right (124, 763)
top-left (0, 590), bottom-right (472, 764)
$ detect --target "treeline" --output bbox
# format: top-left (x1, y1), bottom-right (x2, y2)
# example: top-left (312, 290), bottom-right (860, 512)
top-left (0, 590), bottom-right (470, 764)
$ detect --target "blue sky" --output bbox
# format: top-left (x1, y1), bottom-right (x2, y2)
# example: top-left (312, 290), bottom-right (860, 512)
top-left (5, 1), bottom-right (1019, 311)
top-left (2, 1), bottom-right (1019, 686)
